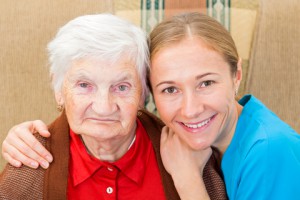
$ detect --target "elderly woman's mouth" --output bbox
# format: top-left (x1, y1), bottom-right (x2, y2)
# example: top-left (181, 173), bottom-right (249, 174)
top-left (86, 118), bottom-right (118, 123)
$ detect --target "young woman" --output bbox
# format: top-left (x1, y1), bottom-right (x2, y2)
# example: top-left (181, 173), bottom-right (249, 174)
top-left (149, 12), bottom-right (300, 199)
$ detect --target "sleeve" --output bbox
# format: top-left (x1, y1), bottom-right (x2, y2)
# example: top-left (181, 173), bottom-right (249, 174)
top-left (0, 133), bottom-right (47, 199)
top-left (0, 164), bottom-right (45, 199)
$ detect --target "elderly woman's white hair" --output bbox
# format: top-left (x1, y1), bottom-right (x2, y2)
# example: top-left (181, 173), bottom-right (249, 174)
top-left (48, 13), bottom-right (149, 101)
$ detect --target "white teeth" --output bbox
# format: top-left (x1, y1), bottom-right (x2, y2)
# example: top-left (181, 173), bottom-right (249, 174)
top-left (183, 118), bottom-right (211, 129)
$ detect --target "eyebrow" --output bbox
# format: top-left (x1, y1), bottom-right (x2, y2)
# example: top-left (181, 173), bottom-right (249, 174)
top-left (69, 70), bottom-right (90, 81)
top-left (72, 69), bottom-right (91, 77)
top-left (73, 68), bottom-right (134, 80)
top-left (195, 72), bottom-right (217, 80)
top-left (112, 72), bottom-right (134, 83)
top-left (155, 72), bottom-right (217, 88)
top-left (154, 81), bottom-right (175, 88)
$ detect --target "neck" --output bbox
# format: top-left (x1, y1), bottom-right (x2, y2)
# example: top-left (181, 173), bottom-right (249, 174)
top-left (80, 125), bottom-right (137, 162)
top-left (214, 101), bottom-right (243, 157)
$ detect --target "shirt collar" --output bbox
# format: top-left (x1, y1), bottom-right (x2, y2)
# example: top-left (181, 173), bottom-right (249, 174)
top-left (113, 119), bottom-right (151, 184)
top-left (69, 119), bottom-right (152, 186)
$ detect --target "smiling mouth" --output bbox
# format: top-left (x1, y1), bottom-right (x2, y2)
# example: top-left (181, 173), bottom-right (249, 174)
top-left (181, 115), bottom-right (215, 129)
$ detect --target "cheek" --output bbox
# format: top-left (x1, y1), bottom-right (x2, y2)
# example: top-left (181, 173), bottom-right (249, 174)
top-left (120, 84), bottom-right (143, 105)
top-left (129, 94), bottom-right (142, 107)
top-left (119, 103), bottom-right (138, 132)
top-left (118, 90), bottom-right (141, 108)
top-left (208, 91), bottom-right (234, 115)
top-left (118, 95), bottom-right (140, 121)
top-left (64, 92), bottom-right (91, 118)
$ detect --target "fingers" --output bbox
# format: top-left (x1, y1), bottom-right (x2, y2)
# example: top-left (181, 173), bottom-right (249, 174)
top-left (24, 129), bottom-right (53, 163)
top-left (2, 142), bottom-right (39, 169)
top-left (30, 120), bottom-right (51, 137)
top-left (23, 120), bottom-right (53, 163)
top-left (2, 152), bottom-right (22, 168)
top-left (2, 134), bottom-right (50, 169)
top-left (2, 120), bottom-right (53, 169)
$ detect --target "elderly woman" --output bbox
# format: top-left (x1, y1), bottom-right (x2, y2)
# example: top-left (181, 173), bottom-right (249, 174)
top-left (0, 14), bottom-right (227, 199)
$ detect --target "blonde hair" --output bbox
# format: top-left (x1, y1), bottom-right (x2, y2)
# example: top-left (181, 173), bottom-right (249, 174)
top-left (149, 12), bottom-right (239, 75)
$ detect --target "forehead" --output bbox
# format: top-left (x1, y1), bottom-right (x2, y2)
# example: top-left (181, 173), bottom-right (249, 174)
top-left (153, 38), bottom-right (227, 67)
top-left (67, 57), bottom-right (139, 79)
top-left (149, 38), bottom-right (233, 83)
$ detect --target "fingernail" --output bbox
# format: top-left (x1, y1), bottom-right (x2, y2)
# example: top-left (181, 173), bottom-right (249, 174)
top-left (14, 161), bottom-right (22, 167)
top-left (30, 162), bottom-right (39, 168)
top-left (42, 130), bottom-right (50, 134)
top-left (41, 161), bottom-right (49, 169)
top-left (46, 155), bottom-right (53, 163)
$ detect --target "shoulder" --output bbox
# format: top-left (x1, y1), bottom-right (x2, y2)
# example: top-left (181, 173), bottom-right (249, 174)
top-left (238, 95), bottom-right (296, 133)
top-left (0, 117), bottom-right (60, 198)
top-left (137, 109), bottom-right (165, 150)
top-left (46, 111), bottom-right (70, 153)
top-left (223, 97), bottom-right (300, 198)
top-left (225, 95), bottom-right (300, 166)
top-left (236, 95), bottom-right (299, 153)
top-left (48, 111), bottom-right (69, 136)
top-left (0, 164), bottom-right (45, 199)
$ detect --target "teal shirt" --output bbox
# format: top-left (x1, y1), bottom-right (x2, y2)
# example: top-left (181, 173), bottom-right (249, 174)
top-left (222, 95), bottom-right (300, 200)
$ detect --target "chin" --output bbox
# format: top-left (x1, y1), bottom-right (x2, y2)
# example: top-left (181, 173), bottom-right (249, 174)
top-left (189, 140), bottom-right (210, 150)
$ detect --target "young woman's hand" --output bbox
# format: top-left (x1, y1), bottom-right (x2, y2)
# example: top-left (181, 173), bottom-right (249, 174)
top-left (2, 120), bottom-right (53, 169)
top-left (160, 126), bottom-right (211, 200)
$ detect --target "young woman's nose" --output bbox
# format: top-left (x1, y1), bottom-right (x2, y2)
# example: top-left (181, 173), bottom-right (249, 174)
top-left (180, 91), bottom-right (204, 119)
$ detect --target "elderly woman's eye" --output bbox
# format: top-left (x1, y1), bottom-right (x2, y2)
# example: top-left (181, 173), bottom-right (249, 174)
top-left (118, 85), bottom-right (128, 91)
top-left (79, 83), bottom-right (89, 88)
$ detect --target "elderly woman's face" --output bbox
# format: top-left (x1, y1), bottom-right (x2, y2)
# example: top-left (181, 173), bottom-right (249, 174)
top-left (58, 58), bottom-right (142, 140)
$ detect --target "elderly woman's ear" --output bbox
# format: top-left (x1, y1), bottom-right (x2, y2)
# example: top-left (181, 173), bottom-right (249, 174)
top-left (55, 91), bottom-right (64, 111)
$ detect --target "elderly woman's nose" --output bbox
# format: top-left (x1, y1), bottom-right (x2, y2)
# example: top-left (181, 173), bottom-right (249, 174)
top-left (91, 91), bottom-right (117, 115)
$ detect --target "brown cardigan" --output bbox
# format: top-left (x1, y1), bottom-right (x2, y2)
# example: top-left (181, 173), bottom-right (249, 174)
top-left (0, 110), bottom-right (227, 199)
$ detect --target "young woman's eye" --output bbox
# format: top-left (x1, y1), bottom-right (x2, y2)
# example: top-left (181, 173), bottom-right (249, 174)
top-left (162, 87), bottom-right (178, 94)
top-left (200, 80), bottom-right (214, 88)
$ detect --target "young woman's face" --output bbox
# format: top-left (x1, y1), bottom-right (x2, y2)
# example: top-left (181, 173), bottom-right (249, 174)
top-left (150, 38), bottom-right (242, 150)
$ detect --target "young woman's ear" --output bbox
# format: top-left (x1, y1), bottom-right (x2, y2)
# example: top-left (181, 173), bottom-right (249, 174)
top-left (235, 58), bottom-right (243, 91)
